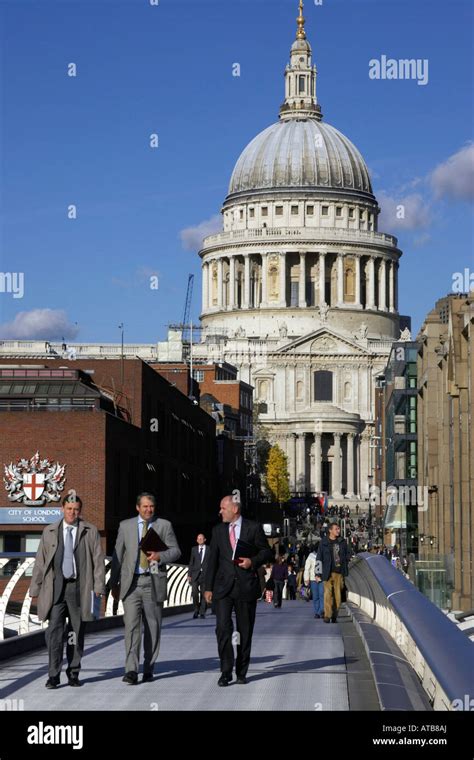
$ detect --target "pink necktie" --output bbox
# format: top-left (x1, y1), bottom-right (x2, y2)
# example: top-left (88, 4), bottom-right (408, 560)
top-left (230, 523), bottom-right (237, 551)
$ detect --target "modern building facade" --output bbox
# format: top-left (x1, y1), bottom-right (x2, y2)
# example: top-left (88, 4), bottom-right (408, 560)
top-left (0, 359), bottom-right (219, 557)
top-left (374, 339), bottom-right (419, 556)
top-left (416, 294), bottom-right (474, 611)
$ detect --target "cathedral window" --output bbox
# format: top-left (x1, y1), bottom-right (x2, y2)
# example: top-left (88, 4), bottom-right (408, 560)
top-left (314, 370), bottom-right (333, 402)
top-left (299, 75), bottom-right (305, 93)
top-left (261, 206), bottom-right (268, 217)
top-left (276, 206), bottom-right (283, 216)
top-left (307, 205), bottom-right (314, 215)
top-left (336, 207), bottom-right (342, 217)
top-left (249, 208), bottom-right (255, 218)
top-left (321, 205), bottom-right (329, 216)
top-left (348, 208), bottom-right (355, 219)
top-left (291, 205), bottom-right (298, 215)
top-left (239, 209), bottom-right (244, 220)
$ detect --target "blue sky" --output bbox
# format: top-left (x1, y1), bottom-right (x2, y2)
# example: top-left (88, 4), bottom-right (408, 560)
top-left (0, 0), bottom-right (473, 342)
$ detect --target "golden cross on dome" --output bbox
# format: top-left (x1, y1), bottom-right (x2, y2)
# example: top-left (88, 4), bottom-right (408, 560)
top-left (296, 0), bottom-right (306, 40)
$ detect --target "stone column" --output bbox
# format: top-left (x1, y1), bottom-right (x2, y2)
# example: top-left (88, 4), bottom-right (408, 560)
top-left (298, 252), bottom-right (306, 307)
top-left (292, 433), bottom-right (297, 492)
top-left (332, 432), bottom-right (342, 498)
top-left (279, 253), bottom-right (287, 307)
top-left (217, 258), bottom-right (223, 308)
top-left (261, 253), bottom-right (268, 308)
top-left (367, 257), bottom-right (376, 310)
top-left (228, 256), bottom-right (235, 309)
top-left (346, 432), bottom-right (355, 498)
top-left (354, 255), bottom-right (361, 307)
top-left (319, 252), bottom-right (326, 306)
top-left (389, 261), bottom-right (395, 313)
top-left (379, 258), bottom-right (387, 312)
top-left (202, 261), bottom-right (208, 311)
top-left (208, 260), bottom-right (215, 309)
top-left (394, 263), bottom-right (399, 312)
top-left (243, 255), bottom-right (251, 308)
top-left (297, 433), bottom-right (305, 493)
top-left (314, 432), bottom-right (322, 493)
top-left (337, 253), bottom-right (344, 306)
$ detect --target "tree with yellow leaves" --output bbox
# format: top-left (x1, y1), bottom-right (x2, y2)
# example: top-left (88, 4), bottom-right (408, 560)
top-left (265, 444), bottom-right (291, 506)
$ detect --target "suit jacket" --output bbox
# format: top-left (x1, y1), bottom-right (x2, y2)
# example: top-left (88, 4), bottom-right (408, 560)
top-left (29, 518), bottom-right (105, 622)
top-left (188, 545), bottom-right (210, 582)
top-left (205, 518), bottom-right (273, 601)
top-left (110, 516), bottom-right (181, 602)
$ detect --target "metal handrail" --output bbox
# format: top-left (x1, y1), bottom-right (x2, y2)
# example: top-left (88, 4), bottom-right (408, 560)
top-left (0, 554), bottom-right (192, 640)
top-left (346, 553), bottom-right (474, 711)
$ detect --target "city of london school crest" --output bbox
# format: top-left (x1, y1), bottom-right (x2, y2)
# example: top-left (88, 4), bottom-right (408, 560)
top-left (3, 452), bottom-right (66, 506)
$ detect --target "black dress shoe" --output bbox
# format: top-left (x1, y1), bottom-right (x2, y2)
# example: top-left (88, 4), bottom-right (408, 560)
top-left (45, 677), bottom-right (60, 689)
top-left (331, 616), bottom-right (337, 623)
top-left (323, 617), bottom-right (331, 623)
top-left (217, 674), bottom-right (232, 687)
top-left (236, 676), bottom-right (247, 685)
top-left (193, 612), bottom-right (199, 619)
top-left (314, 614), bottom-right (321, 619)
top-left (142, 672), bottom-right (154, 683)
top-left (122, 671), bottom-right (138, 685)
top-left (199, 614), bottom-right (205, 618)
top-left (67, 675), bottom-right (81, 687)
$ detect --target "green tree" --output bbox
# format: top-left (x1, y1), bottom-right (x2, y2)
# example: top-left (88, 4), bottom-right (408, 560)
top-left (266, 444), bottom-right (291, 506)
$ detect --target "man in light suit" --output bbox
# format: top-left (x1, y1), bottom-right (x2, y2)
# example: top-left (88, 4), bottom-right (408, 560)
top-left (29, 493), bottom-right (105, 689)
top-left (110, 492), bottom-right (181, 684)
top-left (204, 495), bottom-right (273, 686)
top-left (187, 533), bottom-right (209, 618)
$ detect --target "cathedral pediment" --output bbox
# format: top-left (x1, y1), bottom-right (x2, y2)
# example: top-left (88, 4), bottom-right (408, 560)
top-left (275, 328), bottom-right (372, 356)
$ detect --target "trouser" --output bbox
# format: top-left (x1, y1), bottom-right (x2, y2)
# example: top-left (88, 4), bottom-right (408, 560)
top-left (191, 577), bottom-right (207, 615)
top-left (323, 572), bottom-right (344, 619)
top-left (273, 580), bottom-right (284, 607)
top-left (310, 579), bottom-right (325, 615)
top-left (122, 575), bottom-right (163, 674)
top-left (215, 588), bottom-right (257, 678)
top-left (287, 586), bottom-right (296, 600)
top-left (46, 579), bottom-right (85, 678)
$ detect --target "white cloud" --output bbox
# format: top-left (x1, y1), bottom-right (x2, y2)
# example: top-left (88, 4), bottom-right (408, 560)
top-left (413, 232), bottom-right (431, 248)
top-left (377, 191), bottom-right (431, 231)
top-left (430, 143), bottom-right (474, 202)
top-left (180, 214), bottom-right (222, 251)
top-left (0, 309), bottom-right (79, 340)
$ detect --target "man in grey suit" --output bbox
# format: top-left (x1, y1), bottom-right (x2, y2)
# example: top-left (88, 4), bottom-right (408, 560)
top-left (110, 492), bottom-right (181, 684)
top-left (187, 533), bottom-right (209, 618)
top-left (29, 493), bottom-right (105, 689)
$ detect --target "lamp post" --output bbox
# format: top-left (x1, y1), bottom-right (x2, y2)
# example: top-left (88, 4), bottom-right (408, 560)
top-left (118, 323), bottom-right (124, 387)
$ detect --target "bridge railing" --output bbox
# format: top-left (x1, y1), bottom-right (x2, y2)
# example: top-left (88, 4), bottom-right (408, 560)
top-left (0, 553), bottom-right (192, 640)
top-left (347, 553), bottom-right (474, 711)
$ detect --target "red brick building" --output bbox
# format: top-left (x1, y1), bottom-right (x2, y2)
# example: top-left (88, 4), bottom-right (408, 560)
top-left (0, 359), bottom-right (219, 557)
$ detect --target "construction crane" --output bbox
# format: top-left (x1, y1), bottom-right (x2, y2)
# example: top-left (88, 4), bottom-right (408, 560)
top-left (182, 274), bottom-right (194, 342)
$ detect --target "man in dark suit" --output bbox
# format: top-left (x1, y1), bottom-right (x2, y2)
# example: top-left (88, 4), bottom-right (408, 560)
top-left (204, 494), bottom-right (273, 686)
top-left (187, 533), bottom-right (209, 618)
top-left (29, 494), bottom-right (105, 689)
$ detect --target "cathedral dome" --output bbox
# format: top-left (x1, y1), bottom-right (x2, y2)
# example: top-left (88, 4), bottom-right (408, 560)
top-left (227, 119), bottom-right (373, 200)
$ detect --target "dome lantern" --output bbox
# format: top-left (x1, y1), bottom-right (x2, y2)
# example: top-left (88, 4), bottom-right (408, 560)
top-left (280, 0), bottom-right (322, 121)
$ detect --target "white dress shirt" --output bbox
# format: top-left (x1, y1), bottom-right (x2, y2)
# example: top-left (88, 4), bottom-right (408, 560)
top-left (62, 521), bottom-right (78, 577)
